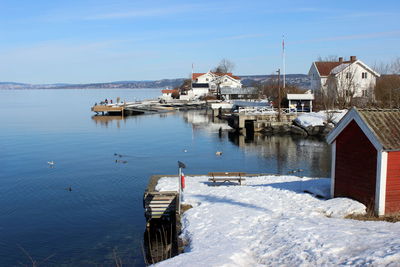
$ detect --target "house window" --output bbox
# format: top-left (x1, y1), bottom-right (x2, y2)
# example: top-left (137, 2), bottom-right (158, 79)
top-left (362, 72), bottom-right (368, 79)
top-left (206, 78), bottom-right (209, 81)
top-left (346, 72), bottom-right (351, 79)
top-left (224, 79), bottom-right (227, 82)
top-left (362, 90), bottom-right (368, 97)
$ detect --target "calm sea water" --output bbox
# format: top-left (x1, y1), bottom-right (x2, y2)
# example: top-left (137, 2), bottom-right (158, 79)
top-left (0, 89), bottom-right (330, 266)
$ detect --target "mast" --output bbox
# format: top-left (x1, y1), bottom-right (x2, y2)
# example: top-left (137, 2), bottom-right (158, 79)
top-left (282, 35), bottom-right (286, 89)
top-left (191, 63), bottom-right (194, 82)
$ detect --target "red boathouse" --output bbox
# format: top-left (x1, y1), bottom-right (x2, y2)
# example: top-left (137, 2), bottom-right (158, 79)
top-left (327, 108), bottom-right (400, 215)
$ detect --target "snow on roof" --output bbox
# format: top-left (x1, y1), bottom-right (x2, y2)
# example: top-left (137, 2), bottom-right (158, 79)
top-left (313, 58), bottom-right (380, 78)
top-left (154, 175), bottom-right (400, 266)
top-left (314, 61), bottom-right (342, 76)
top-left (330, 63), bottom-right (350, 75)
top-left (192, 72), bottom-right (241, 80)
top-left (287, 93), bottom-right (315, 100)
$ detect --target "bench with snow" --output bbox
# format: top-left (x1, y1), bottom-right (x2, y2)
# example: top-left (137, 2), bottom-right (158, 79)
top-left (208, 172), bottom-right (246, 185)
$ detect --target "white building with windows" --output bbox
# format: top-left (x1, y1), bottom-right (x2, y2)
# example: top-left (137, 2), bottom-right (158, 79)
top-left (191, 71), bottom-right (242, 97)
top-left (308, 56), bottom-right (380, 98)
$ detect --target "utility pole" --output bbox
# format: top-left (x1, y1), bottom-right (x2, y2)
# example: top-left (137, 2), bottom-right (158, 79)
top-left (282, 35), bottom-right (286, 89)
top-left (277, 69), bottom-right (281, 122)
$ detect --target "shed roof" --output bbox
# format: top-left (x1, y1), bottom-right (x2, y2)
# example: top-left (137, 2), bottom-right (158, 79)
top-left (358, 109), bottom-right (400, 151)
top-left (327, 108), bottom-right (400, 151)
top-left (287, 93), bottom-right (314, 100)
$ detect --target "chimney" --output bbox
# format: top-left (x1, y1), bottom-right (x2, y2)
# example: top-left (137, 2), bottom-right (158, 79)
top-left (338, 57), bottom-right (343, 63)
top-left (350, 56), bottom-right (357, 62)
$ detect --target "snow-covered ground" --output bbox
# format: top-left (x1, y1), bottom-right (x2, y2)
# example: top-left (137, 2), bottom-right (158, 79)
top-left (155, 175), bottom-right (400, 266)
top-left (295, 110), bottom-right (347, 127)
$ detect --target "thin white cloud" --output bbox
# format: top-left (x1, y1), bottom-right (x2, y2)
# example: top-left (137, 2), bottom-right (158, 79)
top-left (295, 30), bottom-right (400, 44)
top-left (220, 33), bottom-right (268, 41)
top-left (333, 11), bottom-right (396, 19)
top-left (84, 6), bottom-right (193, 20)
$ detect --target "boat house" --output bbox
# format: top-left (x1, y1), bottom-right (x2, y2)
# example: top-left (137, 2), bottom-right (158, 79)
top-left (327, 108), bottom-right (400, 215)
top-left (287, 91), bottom-right (314, 112)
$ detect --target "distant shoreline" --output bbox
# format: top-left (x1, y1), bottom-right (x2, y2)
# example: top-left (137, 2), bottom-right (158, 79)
top-left (0, 74), bottom-right (310, 90)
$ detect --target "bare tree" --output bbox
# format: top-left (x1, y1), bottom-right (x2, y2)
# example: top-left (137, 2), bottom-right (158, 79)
top-left (391, 57), bottom-right (400, 74)
top-left (326, 64), bottom-right (358, 108)
top-left (213, 58), bottom-right (235, 73)
top-left (375, 74), bottom-right (400, 108)
top-left (373, 61), bottom-right (391, 75)
top-left (316, 55), bottom-right (339, 62)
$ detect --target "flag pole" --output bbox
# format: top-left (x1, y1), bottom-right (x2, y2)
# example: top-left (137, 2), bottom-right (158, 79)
top-left (191, 63), bottom-right (194, 82)
top-left (282, 35), bottom-right (286, 89)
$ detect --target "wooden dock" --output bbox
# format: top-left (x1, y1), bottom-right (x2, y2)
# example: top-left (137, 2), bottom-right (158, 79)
top-left (143, 191), bottom-right (178, 220)
top-left (91, 100), bottom-right (207, 116)
top-left (91, 105), bottom-right (124, 114)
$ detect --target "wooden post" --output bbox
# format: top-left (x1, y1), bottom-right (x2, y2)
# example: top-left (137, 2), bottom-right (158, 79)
top-left (277, 69), bottom-right (281, 122)
top-left (177, 161), bottom-right (186, 215)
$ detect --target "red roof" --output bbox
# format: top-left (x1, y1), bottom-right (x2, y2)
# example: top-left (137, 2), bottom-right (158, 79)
top-left (314, 59), bottom-right (356, 77)
top-left (192, 72), bottom-right (241, 80)
top-left (161, 89), bottom-right (178, 94)
top-left (314, 62), bottom-right (341, 76)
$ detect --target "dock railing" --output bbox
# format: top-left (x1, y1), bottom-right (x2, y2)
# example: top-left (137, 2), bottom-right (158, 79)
top-left (237, 106), bottom-right (302, 115)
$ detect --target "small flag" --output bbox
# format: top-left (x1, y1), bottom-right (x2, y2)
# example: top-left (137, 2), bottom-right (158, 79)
top-left (282, 35), bottom-right (285, 52)
top-left (181, 172), bottom-right (185, 190)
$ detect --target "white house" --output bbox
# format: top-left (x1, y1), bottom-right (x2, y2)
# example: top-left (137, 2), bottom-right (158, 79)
top-left (160, 89), bottom-right (178, 101)
top-left (191, 71), bottom-right (242, 97)
top-left (287, 90), bottom-right (314, 112)
top-left (308, 56), bottom-right (380, 98)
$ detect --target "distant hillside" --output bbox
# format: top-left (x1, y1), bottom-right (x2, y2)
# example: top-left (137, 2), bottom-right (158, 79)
top-left (240, 74), bottom-right (310, 88)
top-left (0, 74), bottom-right (310, 89)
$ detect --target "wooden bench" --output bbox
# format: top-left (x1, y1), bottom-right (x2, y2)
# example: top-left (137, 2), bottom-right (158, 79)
top-left (208, 172), bottom-right (246, 185)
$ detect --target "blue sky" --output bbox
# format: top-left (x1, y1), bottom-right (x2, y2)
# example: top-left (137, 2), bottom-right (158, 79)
top-left (0, 0), bottom-right (399, 83)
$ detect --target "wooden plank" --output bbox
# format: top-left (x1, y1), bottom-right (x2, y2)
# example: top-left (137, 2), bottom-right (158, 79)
top-left (143, 191), bottom-right (178, 219)
top-left (208, 172), bottom-right (246, 176)
top-left (208, 178), bottom-right (246, 181)
top-left (91, 105), bottom-right (124, 112)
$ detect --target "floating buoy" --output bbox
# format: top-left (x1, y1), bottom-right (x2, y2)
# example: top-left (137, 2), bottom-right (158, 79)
top-left (215, 151), bottom-right (223, 156)
top-left (183, 149), bottom-right (188, 153)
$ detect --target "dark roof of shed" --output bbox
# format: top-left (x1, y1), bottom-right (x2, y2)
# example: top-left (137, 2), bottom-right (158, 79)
top-left (358, 109), bottom-right (400, 151)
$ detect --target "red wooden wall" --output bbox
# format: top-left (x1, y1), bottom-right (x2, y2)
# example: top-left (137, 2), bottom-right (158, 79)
top-left (335, 120), bottom-right (377, 210)
top-left (386, 151), bottom-right (400, 213)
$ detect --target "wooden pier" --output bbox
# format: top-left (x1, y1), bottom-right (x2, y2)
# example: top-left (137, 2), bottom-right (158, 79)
top-left (143, 191), bottom-right (178, 220)
top-left (91, 104), bottom-right (125, 114)
top-left (91, 100), bottom-right (207, 116)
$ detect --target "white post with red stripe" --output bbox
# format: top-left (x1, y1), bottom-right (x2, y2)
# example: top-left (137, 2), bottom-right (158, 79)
top-left (178, 161), bottom-right (186, 215)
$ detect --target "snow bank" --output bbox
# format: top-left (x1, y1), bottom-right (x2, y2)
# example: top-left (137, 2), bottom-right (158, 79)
top-left (294, 110), bottom-right (347, 127)
top-left (155, 175), bottom-right (400, 266)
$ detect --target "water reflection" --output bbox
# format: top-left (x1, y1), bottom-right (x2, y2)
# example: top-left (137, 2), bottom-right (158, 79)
top-left (177, 110), bottom-right (331, 177)
top-left (92, 115), bottom-right (126, 128)
top-left (227, 133), bottom-right (331, 177)
top-left (181, 110), bottom-right (233, 133)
